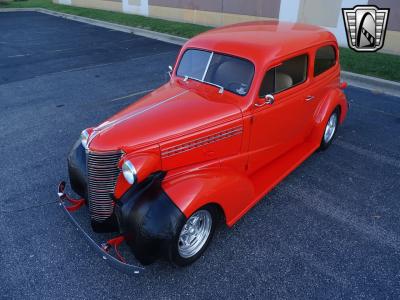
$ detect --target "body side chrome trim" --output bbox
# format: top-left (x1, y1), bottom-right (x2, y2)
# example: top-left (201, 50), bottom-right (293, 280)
top-left (161, 126), bottom-right (243, 158)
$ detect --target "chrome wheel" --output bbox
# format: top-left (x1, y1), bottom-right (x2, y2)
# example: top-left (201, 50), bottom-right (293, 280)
top-left (324, 113), bottom-right (338, 143)
top-left (178, 210), bottom-right (212, 258)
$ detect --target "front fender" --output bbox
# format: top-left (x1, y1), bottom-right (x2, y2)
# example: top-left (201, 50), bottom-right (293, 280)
top-left (162, 167), bottom-right (255, 226)
top-left (116, 172), bottom-right (186, 265)
top-left (114, 151), bottom-right (161, 199)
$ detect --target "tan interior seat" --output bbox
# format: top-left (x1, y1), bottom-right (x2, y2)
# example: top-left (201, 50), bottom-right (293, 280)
top-left (213, 61), bottom-right (252, 88)
top-left (275, 72), bottom-right (293, 92)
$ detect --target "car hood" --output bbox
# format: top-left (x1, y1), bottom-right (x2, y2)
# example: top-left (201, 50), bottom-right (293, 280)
top-left (88, 82), bottom-right (242, 152)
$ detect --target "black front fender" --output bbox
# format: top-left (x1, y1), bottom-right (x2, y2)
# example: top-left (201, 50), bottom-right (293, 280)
top-left (115, 172), bottom-right (186, 265)
top-left (67, 139), bottom-right (87, 200)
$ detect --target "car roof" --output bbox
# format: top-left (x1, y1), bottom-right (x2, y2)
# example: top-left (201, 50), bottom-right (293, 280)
top-left (184, 21), bottom-right (337, 66)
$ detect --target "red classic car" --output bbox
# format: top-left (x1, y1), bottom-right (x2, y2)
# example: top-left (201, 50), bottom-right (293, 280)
top-left (59, 21), bottom-right (348, 272)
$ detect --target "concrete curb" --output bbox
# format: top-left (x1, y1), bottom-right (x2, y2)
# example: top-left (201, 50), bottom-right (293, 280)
top-left (341, 71), bottom-right (400, 97)
top-left (1, 7), bottom-right (399, 97)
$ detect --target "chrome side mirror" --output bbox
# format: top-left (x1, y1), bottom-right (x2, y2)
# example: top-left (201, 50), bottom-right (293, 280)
top-left (255, 94), bottom-right (275, 107)
top-left (265, 94), bottom-right (274, 105)
top-left (168, 65), bottom-right (173, 78)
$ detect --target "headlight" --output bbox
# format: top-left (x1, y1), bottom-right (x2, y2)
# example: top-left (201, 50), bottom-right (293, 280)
top-left (122, 160), bottom-right (137, 185)
top-left (80, 129), bottom-right (90, 149)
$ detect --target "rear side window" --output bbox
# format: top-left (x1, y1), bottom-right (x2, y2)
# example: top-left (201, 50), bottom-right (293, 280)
top-left (314, 46), bottom-right (336, 77)
top-left (259, 54), bottom-right (308, 97)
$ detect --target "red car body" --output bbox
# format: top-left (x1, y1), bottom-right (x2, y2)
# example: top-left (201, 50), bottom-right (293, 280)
top-left (62, 21), bottom-right (348, 268)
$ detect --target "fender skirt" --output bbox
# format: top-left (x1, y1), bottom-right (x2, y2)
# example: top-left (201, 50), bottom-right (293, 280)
top-left (115, 172), bottom-right (187, 265)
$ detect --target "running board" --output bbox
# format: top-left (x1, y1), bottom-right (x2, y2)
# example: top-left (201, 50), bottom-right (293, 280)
top-left (229, 141), bottom-right (319, 226)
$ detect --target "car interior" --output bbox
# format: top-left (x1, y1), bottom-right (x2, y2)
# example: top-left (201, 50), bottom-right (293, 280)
top-left (259, 54), bottom-right (308, 97)
top-left (206, 55), bottom-right (254, 95)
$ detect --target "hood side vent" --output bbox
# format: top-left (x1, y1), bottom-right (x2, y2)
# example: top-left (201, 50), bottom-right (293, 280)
top-left (161, 126), bottom-right (243, 158)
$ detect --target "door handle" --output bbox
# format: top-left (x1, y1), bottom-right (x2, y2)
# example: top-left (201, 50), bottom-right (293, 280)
top-left (305, 95), bottom-right (315, 101)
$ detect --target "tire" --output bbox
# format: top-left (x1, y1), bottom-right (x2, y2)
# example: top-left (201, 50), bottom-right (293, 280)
top-left (320, 108), bottom-right (339, 150)
top-left (169, 205), bottom-right (218, 267)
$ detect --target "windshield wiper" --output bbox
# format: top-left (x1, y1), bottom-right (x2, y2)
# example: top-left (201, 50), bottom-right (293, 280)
top-left (183, 75), bottom-right (224, 94)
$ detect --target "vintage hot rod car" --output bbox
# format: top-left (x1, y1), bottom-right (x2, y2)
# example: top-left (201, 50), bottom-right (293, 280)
top-left (58, 21), bottom-right (348, 272)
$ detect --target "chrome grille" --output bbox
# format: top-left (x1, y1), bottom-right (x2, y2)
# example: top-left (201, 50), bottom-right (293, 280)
top-left (87, 151), bottom-right (122, 222)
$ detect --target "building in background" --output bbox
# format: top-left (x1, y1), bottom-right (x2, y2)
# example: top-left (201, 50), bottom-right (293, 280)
top-left (53, 0), bottom-right (400, 54)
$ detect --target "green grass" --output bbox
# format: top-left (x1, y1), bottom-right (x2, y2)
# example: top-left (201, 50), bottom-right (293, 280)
top-left (340, 47), bottom-right (400, 82)
top-left (1, 0), bottom-right (400, 82)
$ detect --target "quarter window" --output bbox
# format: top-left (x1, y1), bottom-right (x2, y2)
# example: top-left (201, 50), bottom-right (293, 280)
top-left (314, 46), bottom-right (336, 77)
top-left (259, 54), bottom-right (308, 97)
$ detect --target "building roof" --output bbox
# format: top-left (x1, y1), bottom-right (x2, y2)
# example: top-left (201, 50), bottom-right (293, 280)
top-left (185, 21), bottom-right (337, 66)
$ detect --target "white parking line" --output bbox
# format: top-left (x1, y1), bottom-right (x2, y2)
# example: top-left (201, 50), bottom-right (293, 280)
top-left (54, 50), bottom-right (175, 76)
top-left (286, 185), bottom-right (400, 251)
top-left (7, 54), bottom-right (29, 58)
top-left (335, 140), bottom-right (400, 169)
top-left (51, 48), bottom-right (75, 53)
top-left (109, 89), bottom-right (154, 102)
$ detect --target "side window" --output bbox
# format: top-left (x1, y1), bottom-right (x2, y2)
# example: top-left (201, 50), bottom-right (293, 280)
top-left (314, 46), bottom-right (336, 77)
top-left (259, 54), bottom-right (308, 97)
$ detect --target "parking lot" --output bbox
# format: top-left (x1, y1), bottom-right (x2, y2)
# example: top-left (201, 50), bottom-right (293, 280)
top-left (0, 11), bottom-right (399, 299)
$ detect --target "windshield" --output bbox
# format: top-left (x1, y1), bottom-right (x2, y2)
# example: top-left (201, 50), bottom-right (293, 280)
top-left (176, 49), bottom-right (254, 96)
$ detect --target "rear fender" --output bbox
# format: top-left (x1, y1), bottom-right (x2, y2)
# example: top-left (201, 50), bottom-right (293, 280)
top-left (162, 167), bottom-right (255, 226)
top-left (310, 88), bottom-right (348, 142)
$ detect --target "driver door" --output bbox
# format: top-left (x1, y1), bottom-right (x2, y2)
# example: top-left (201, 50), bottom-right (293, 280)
top-left (247, 54), bottom-right (311, 173)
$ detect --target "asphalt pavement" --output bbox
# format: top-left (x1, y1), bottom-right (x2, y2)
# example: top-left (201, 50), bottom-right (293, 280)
top-left (0, 11), bottom-right (399, 299)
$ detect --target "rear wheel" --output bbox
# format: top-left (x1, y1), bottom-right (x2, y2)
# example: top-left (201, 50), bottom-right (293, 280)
top-left (169, 205), bottom-right (218, 266)
top-left (320, 108), bottom-right (339, 150)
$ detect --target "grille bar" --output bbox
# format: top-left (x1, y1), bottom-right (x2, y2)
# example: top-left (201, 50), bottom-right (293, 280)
top-left (87, 150), bottom-right (122, 222)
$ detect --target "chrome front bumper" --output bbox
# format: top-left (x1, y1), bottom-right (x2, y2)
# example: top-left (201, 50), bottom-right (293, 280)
top-left (57, 181), bottom-right (145, 275)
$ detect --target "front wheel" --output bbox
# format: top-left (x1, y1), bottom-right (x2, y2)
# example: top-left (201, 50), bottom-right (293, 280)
top-left (320, 109), bottom-right (339, 150)
top-left (169, 206), bottom-right (218, 266)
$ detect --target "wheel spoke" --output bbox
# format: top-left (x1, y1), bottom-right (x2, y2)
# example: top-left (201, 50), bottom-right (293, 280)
top-left (324, 113), bottom-right (337, 143)
top-left (177, 210), bottom-right (212, 258)
top-left (189, 235), bottom-right (197, 245)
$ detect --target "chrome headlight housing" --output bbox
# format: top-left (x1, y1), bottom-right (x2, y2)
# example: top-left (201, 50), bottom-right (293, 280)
top-left (80, 129), bottom-right (90, 150)
top-left (122, 160), bottom-right (137, 185)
